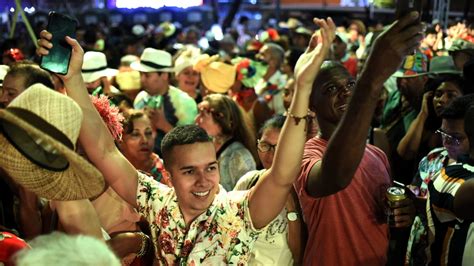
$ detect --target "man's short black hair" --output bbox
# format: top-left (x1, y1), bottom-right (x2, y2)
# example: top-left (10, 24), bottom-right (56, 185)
top-left (161, 125), bottom-right (212, 167)
top-left (440, 94), bottom-right (474, 120)
top-left (464, 105), bottom-right (474, 152)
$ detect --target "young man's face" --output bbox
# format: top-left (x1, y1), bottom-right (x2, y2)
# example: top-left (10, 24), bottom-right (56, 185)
top-left (166, 142), bottom-right (220, 221)
top-left (140, 71), bottom-right (168, 96)
top-left (440, 119), bottom-right (469, 160)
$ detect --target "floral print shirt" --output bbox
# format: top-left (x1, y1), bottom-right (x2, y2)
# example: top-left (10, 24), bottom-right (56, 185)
top-left (136, 172), bottom-right (262, 265)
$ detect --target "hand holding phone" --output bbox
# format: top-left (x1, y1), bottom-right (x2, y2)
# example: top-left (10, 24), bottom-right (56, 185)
top-left (40, 12), bottom-right (77, 75)
top-left (395, 0), bottom-right (423, 22)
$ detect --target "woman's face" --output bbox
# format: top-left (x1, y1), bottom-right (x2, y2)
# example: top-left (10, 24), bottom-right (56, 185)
top-left (177, 66), bottom-right (200, 94)
top-left (432, 81), bottom-right (463, 116)
top-left (195, 100), bottom-right (222, 138)
top-left (120, 116), bottom-right (155, 162)
top-left (0, 74), bottom-right (25, 107)
top-left (257, 127), bottom-right (280, 169)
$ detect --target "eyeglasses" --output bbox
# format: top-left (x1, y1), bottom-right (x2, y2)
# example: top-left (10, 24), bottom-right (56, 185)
top-left (257, 139), bottom-right (277, 153)
top-left (323, 80), bottom-right (356, 96)
top-left (436, 129), bottom-right (464, 146)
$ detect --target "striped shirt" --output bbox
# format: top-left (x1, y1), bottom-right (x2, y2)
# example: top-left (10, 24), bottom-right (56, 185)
top-left (427, 162), bottom-right (474, 266)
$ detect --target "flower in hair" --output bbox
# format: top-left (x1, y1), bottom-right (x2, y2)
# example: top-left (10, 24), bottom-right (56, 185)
top-left (90, 95), bottom-right (124, 141)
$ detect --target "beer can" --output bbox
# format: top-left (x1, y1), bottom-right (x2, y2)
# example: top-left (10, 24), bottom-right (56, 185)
top-left (386, 186), bottom-right (407, 226)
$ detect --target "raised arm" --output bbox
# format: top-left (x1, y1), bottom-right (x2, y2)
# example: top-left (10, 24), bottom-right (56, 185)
top-left (306, 12), bottom-right (423, 197)
top-left (37, 31), bottom-right (138, 208)
top-left (397, 91), bottom-right (433, 160)
top-left (248, 18), bottom-right (336, 229)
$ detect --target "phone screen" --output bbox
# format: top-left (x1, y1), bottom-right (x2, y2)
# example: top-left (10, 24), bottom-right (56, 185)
top-left (40, 12), bottom-right (77, 75)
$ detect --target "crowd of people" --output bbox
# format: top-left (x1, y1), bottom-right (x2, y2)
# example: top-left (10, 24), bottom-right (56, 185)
top-left (1, 8), bottom-right (474, 266)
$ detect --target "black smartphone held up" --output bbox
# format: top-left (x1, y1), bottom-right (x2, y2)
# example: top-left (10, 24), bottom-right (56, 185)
top-left (395, 0), bottom-right (423, 21)
top-left (40, 12), bottom-right (77, 75)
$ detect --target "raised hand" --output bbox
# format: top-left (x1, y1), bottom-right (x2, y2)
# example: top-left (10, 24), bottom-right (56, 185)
top-left (36, 30), bottom-right (84, 82)
top-left (362, 11), bottom-right (423, 87)
top-left (294, 17), bottom-right (336, 89)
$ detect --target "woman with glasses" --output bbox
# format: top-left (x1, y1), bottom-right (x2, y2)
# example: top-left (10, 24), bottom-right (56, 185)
top-left (405, 94), bottom-right (474, 265)
top-left (194, 93), bottom-right (258, 191)
top-left (233, 115), bottom-right (306, 265)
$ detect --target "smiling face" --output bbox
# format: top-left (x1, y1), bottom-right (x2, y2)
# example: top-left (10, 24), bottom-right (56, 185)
top-left (433, 80), bottom-right (463, 117)
top-left (311, 63), bottom-right (355, 126)
top-left (167, 142), bottom-right (220, 223)
top-left (177, 66), bottom-right (200, 95)
top-left (120, 116), bottom-right (155, 166)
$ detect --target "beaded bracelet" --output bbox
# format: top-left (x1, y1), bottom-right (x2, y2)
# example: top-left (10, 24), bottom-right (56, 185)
top-left (136, 232), bottom-right (150, 258)
top-left (286, 112), bottom-right (310, 126)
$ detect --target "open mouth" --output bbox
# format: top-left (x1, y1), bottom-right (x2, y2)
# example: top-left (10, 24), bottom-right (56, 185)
top-left (192, 190), bottom-right (210, 197)
top-left (337, 104), bottom-right (348, 111)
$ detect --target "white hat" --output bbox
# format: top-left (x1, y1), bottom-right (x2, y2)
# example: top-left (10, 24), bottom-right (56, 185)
top-left (174, 47), bottom-right (201, 76)
top-left (82, 52), bottom-right (118, 83)
top-left (131, 48), bottom-right (174, 73)
top-left (0, 65), bottom-right (10, 86)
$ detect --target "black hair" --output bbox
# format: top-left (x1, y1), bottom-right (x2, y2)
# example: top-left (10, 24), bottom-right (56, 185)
top-left (425, 26), bottom-right (437, 35)
top-left (258, 114), bottom-right (286, 138)
top-left (161, 125), bottom-right (211, 166)
top-left (309, 60), bottom-right (351, 111)
top-left (6, 61), bottom-right (54, 90)
top-left (285, 48), bottom-right (304, 73)
top-left (465, 105), bottom-right (474, 152)
top-left (109, 94), bottom-right (133, 109)
top-left (440, 94), bottom-right (474, 119)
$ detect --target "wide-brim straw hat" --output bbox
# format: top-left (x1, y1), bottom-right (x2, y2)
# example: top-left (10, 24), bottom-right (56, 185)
top-left (82, 51), bottom-right (118, 83)
top-left (131, 48), bottom-right (174, 73)
top-left (0, 84), bottom-right (104, 200)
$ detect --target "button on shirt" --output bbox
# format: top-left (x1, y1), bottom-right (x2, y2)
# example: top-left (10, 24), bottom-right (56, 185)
top-left (136, 172), bottom-right (262, 265)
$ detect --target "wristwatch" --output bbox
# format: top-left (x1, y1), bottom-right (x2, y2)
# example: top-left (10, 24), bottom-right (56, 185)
top-left (287, 211), bottom-right (298, 222)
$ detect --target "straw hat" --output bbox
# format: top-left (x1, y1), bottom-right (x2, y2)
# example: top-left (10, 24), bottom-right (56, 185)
top-left (82, 51), bottom-right (118, 83)
top-left (174, 47), bottom-right (201, 76)
top-left (278, 18), bottom-right (302, 29)
top-left (0, 84), bottom-right (105, 200)
top-left (0, 65), bottom-right (9, 86)
top-left (194, 54), bottom-right (236, 93)
top-left (131, 48), bottom-right (174, 73)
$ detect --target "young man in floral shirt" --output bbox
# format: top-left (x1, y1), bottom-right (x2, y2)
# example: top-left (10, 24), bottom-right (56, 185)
top-left (37, 17), bottom-right (336, 264)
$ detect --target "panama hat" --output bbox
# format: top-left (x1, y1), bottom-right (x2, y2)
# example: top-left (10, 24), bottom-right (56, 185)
top-left (278, 18), bottom-right (302, 29)
top-left (131, 48), bottom-right (174, 73)
top-left (0, 65), bottom-right (9, 86)
top-left (0, 84), bottom-right (105, 200)
top-left (82, 51), bottom-right (118, 83)
top-left (428, 56), bottom-right (462, 78)
top-left (393, 51), bottom-right (428, 78)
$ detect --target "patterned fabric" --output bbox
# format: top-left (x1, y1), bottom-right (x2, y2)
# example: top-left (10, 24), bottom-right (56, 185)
top-left (254, 70), bottom-right (287, 115)
top-left (426, 163), bottom-right (474, 265)
top-left (134, 86), bottom-right (198, 155)
top-left (136, 172), bottom-right (262, 265)
top-left (218, 141), bottom-right (256, 192)
top-left (149, 153), bottom-right (171, 186)
top-left (405, 147), bottom-right (451, 266)
top-left (234, 170), bottom-right (294, 266)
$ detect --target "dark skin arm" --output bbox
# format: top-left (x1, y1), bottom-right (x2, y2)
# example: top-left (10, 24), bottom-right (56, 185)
top-left (306, 12), bottom-right (424, 198)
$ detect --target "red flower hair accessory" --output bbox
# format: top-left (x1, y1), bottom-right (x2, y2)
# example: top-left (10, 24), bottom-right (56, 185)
top-left (90, 95), bottom-right (124, 141)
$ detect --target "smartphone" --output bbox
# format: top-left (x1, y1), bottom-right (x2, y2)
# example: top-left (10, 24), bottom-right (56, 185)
top-left (395, 0), bottom-right (423, 21)
top-left (40, 12), bottom-right (77, 75)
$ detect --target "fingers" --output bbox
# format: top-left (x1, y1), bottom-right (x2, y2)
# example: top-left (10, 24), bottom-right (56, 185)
top-left (39, 30), bottom-right (52, 40)
top-left (392, 11), bottom-right (420, 32)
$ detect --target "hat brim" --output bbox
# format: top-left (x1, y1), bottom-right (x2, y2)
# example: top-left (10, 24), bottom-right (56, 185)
top-left (428, 70), bottom-right (462, 78)
top-left (0, 110), bottom-right (105, 201)
top-left (130, 61), bottom-right (174, 73)
top-left (82, 68), bottom-right (119, 83)
top-left (392, 71), bottom-right (427, 78)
